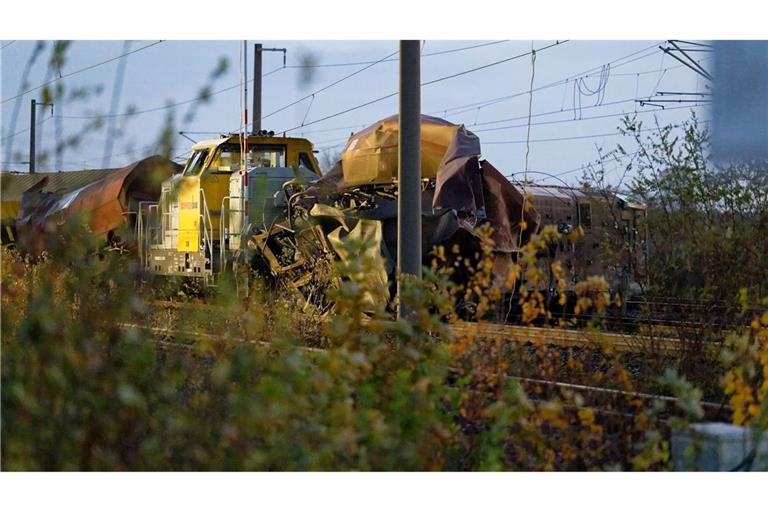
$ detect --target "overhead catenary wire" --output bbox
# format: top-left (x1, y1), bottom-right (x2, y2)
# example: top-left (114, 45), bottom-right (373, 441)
top-left (38, 41), bottom-right (693, 149)
top-left (79, 143), bottom-right (158, 168)
top-left (55, 66), bottom-right (285, 120)
top-left (503, 146), bottom-right (647, 184)
top-left (454, 53), bottom-right (711, 124)
top-left (503, 121), bottom-right (708, 188)
top-left (282, 40), bottom-right (511, 68)
top-left (291, 49), bottom-right (705, 167)
top-left (484, 119), bottom-right (711, 145)
top-left (279, 40), bottom-right (570, 134)
top-left (0, 113), bottom-right (53, 142)
top-left (262, 49), bottom-right (399, 121)
top-left (447, 54), bottom-right (708, 128)
top-left (0, 40), bottom-right (165, 105)
top-left (472, 102), bottom-right (707, 133)
top-left (442, 55), bottom-right (704, 121)
top-left (516, 41), bottom-right (537, 281)
top-left (427, 42), bottom-right (666, 118)
top-left (276, 89), bottom-right (704, 140)
top-left (572, 64), bottom-right (610, 119)
top-left (550, 148), bottom-right (644, 179)
top-left (294, 98), bottom-right (707, 156)
top-left (256, 43), bottom-right (542, 134)
top-left (523, 46), bottom-right (537, 178)
top-left (51, 41), bottom-right (511, 123)
top-left (422, 40), bottom-right (567, 86)
top-left (20, 41), bottom-right (709, 176)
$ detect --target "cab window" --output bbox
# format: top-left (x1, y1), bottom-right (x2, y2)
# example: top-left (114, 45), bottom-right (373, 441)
top-left (250, 145), bottom-right (286, 168)
top-left (298, 152), bottom-right (315, 172)
top-left (210, 148), bottom-right (240, 173)
top-left (183, 149), bottom-right (209, 176)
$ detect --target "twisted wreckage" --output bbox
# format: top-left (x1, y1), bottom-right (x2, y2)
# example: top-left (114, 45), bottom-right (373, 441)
top-left (241, 114), bottom-right (541, 304)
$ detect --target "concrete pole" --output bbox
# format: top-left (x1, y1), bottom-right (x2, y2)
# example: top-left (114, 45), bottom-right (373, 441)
top-left (29, 99), bottom-right (36, 174)
top-left (397, 40), bottom-right (422, 319)
top-left (253, 43), bottom-right (262, 134)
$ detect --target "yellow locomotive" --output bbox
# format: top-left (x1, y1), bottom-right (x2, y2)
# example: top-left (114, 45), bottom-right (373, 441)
top-left (137, 132), bottom-right (321, 285)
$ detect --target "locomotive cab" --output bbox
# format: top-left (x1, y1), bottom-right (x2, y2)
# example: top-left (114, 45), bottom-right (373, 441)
top-left (137, 133), bottom-right (322, 284)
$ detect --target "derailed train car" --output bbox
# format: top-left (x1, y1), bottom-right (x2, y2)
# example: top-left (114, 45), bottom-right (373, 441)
top-left (253, 116), bottom-right (647, 310)
top-left (265, 114), bottom-right (542, 305)
top-left (520, 183), bottom-right (647, 295)
top-left (3, 156), bottom-right (179, 252)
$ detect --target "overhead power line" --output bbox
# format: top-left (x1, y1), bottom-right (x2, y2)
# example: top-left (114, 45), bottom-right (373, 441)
top-left (422, 40), bottom-right (568, 86)
top-left (307, 100), bottom-right (706, 155)
top-left (241, 42), bottom-right (531, 132)
top-left (279, 88), bottom-right (688, 139)
top-left (52, 41), bottom-right (511, 123)
top-left (280, 40), bottom-right (570, 133)
top-left (428, 43), bottom-right (669, 118)
top-left (421, 40), bottom-right (510, 57)
top-left (55, 66), bottom-right (285, 120)
top-left (284, 42), bottom-right (684, 136)
top-left (505, 142), bottom-right (671, 183)
top-left (0, 40), bottom-right (165, 105)
top-left (484, 119), bottom-right (710, 145)
top-left (551, 149), bottom-right (645, 179)
top-left (283, 40), bottom-right (511, 68)
top-left (442, 58), bottom-right (709, 129)
top-left (473, 102), bottom-right (707, 133)
top-left (0, 114), bottom-right (52, 142)
top-left (263, 49), bottom-right (399, 120)
top-left (470, 97), bottom-right (649, 128)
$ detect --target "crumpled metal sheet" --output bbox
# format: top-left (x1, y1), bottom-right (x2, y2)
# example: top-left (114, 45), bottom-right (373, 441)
top-left (16, 155), bottom-right (179, 252)
top-left (480, 160), bottom-right (541, 253)
top-left (340, 114), bottom-right (462, 187)
top-left (322, 208), bottom-right (390, 306)
top-left (298, 115), bottom-right (541, 287)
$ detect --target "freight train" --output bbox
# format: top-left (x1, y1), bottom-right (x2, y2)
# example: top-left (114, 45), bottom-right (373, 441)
top-left (2, 115), bottom-right (647, 314)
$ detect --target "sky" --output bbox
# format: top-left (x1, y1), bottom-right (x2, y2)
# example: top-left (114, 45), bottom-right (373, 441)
top-left (0, 39), bottom-right (709, 187)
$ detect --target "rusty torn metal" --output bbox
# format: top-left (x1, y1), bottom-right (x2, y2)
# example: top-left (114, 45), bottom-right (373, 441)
top-left (15, 155), bottom-right (179, 253)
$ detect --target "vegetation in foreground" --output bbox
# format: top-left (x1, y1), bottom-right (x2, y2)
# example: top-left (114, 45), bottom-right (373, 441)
top-left (1, 218), bottom-right (766, 470)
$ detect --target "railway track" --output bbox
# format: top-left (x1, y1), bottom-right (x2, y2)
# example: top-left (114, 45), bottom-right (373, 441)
top-left (147, 299), bottom-right (725, 357)
top-left (451, 321), bottom-right (716, 357)
top-left (118, 318), bottom-right (730, 419)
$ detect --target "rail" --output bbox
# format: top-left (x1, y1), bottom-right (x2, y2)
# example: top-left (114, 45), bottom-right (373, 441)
top-left (450, 321), bottom-right (715, 357)
top-left (148, 299), bottom-right (722, 358)
top-left (118, 315), bottom-right (730, 418)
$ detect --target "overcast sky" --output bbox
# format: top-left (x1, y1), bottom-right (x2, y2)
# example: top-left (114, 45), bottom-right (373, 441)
top-left (0, 40), bottom-right (709, 187)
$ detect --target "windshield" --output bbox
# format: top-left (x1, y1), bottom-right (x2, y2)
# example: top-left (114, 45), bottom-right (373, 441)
top-left (250, 144), bottom-right (286, 168)
top-left (184, 143), bottom-right (289, 176)
top-left (207, 143), bottom-right (287, 172)
top-left (209, 146), bottom-right (240, 173)
top-left (183, 149), bottom-right (209, 176)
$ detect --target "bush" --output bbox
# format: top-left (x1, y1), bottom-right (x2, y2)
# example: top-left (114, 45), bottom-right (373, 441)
top-left (2, 219), bottom-right (766, 470)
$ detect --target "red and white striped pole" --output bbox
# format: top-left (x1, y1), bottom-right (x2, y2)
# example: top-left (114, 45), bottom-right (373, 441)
top-left (242, 41), bottom-right (249, 225)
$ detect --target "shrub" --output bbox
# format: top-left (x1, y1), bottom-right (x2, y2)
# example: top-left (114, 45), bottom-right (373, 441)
top-left (2, 220), bottom-right (765, 470)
